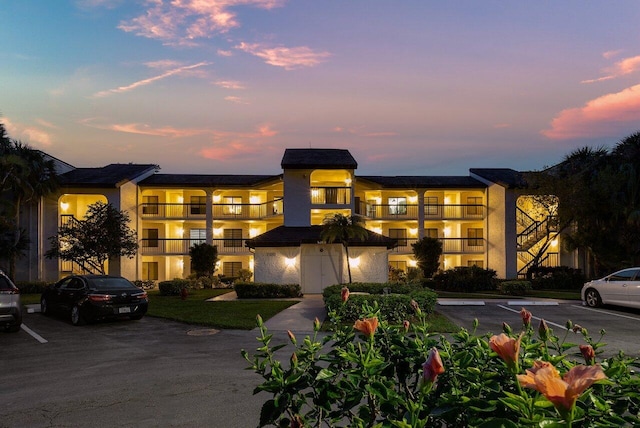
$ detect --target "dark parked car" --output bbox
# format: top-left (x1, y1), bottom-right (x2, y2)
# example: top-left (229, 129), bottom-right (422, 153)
top-left (0, 270), bottom-right (22, 333)
top-left (41, 275), bottom-right (148, 325)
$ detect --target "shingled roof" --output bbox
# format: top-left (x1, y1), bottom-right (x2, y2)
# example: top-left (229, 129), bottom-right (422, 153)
top-left (139, 174), bottom-right (282, 188)
top-left (245, 225), bottom-right (397, 249)
top-left (358, 176), bottom-right (485, 189)
top-left (469, 168), bottom-right (527, 189)
top-left (281, 149), bottom-right (358, 169)
top-left (59, 164), bottom-right (158, 188)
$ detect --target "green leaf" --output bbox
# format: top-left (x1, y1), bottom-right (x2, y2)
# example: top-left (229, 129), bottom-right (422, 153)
top-left (316, 368), bottom-right (336, 380)
top-left (476, 418), bottom-right (519, 428)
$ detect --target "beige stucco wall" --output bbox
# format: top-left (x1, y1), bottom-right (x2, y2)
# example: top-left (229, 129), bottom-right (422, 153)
top-left (253, 247), bottom-right (302, 284)
top-left (283, 169), bottom-right (311, 226)
top-left (344, 246), bottom-right (389, 283)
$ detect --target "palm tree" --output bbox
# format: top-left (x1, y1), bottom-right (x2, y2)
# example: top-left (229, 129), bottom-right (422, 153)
top-left (0, 123), bottom-right (59, 278)
top-left (320, 213), bottom-right (369, 284)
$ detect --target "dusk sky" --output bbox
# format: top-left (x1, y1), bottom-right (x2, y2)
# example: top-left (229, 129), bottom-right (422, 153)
top-left (2, 1), bottom-right (640, 176)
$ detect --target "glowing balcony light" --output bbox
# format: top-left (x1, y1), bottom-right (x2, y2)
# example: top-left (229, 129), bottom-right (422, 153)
top-left (177, 196), bottom-right (184, 203)
top-left (213, 228), bottom-right (223, 236)
top-left (349, 257), bottom-right (360, 268)
top-left (311, 189), bottom-right (319, 197)
top-left (551, 239), bottom-right (558, 247)
top-left (249, 260), bottom-right (254, 270)
top-left (345, 178), bottom-right (352, 185)
top-left (250, 196), bottom-right (260, 204)
top-left (212, 195), bottom-right (221, 203)
top-left (375, 197), bottom-right (382, 204)
top-left (372, 227), bottom-right (382, 234)
top-left (444, 196), bottom-right (451, 204)
top-left (178, 259), bottom-right (184, 268)
top-left (285, 257), bottom-right (296, 268)
top-left (408, 260), bottom-right (417, 267)
top-left (443, 227), bottom-right (451, 237)
top-left (408, 196), bottom-right (417, 203)
top-left (177, 228), bottom-right (184, 236)
top-left (60, 201), bottom-right (69, 211)
top-left (249, 228), bottom-right (259, 237)
top-left (409, 228), bottom-right (418, 236)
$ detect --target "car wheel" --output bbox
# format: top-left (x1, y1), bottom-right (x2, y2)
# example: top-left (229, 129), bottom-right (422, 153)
top-left (6, 324), bottom-right (21, 333)
top-left (71, 305), bottom-right (85, 326)
top-left (41, 298), bottom-right (49, 316)
top-left (585, 288), bottom-right (602, 307)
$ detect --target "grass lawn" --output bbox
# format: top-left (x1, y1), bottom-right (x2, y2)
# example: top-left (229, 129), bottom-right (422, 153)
top-left (435, 289), bottom-right (582, 301)
top-left (147, 289), bottom-right (299, 330)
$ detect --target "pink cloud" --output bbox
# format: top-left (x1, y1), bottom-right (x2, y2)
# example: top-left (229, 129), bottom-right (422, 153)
top-left (224, 96), bottom-right (249, 104)
top-left (542, 84), bottom-right (640, 140)
top-left (332, 125), bottom-right (395, 138)
top-left (236, 42), bottom-right (330, 70)
top-left (582, 54), bottom-right (640, 83)
top-left (2, 117), bottom-right (54, 147)
top-left (216, 80), bottom-right (245, 89)
top-left (217, 49), bottom-right (233, 57)
top-left (93, 62), bottom-right (210, 97)
top-left (118, 0), bottom-right (286, 46)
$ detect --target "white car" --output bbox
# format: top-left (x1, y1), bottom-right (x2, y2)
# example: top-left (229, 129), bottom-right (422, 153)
top-left (582, 267), bottom-right (640, 308)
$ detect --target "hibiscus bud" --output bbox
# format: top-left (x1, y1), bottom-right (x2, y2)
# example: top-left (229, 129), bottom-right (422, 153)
top-left (580, 344), bottom-right (596, 365)
top-left (287, 330), bottom-right (297, 345)
top-left (290, 352), bottom-right (298, 368)
top-left (503, 322), bottom-right (512, 334)
top-left (341, 286), bottom-right (350, 303)
top-left (538, 319), bottom-right (550, 341)
top-left (566, 320), bottom-right (573, 330)
top-left (314, 317), bottom-right (321, 332)
top-left (422, 347), bottom-right (445, 384)
top-left (473, 318), bottom-right (479, 330)
top-left (520, 308), bottom-right (532, 328)
top-left (256, 314), bottom-right (263, 327)
top-left (403, 320), bottom-right (410, 332)
top-left (572, 324), bottom-right (583, 334)
top-left (411, 299), bottom-right (422, 315)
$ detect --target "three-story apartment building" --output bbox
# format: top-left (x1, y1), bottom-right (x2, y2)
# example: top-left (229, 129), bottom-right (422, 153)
top-left (14, 148), bottom-right (568, 293)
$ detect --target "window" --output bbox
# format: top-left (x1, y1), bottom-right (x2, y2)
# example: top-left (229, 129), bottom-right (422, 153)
top-left (389, 228), bottom-right (407, 246)
top-left (223, 196), bottom-right (242, 215)
top-left (425, 196), bottom-right (439, 216)
top-left (425, 228), bottom-right (438, 238)
top-left (466, 196), bottom-right (482, 216)
top-left (467, 228), bottom-right (483, 247)
top-left (143, 229), bottom-right (159, 248)
top-left (223, 261), bottom-right (243, 277)
top-left (224, 228), bottom-right (243, 248)
top-left (388, 197), bottom-right (407, 215)
top-left (389, 261), bottom-right (407, 272)
top-left (142, 262), bottom-right (159, 280)
top-left (143, 195), bottom-right (159, 215)
top-left (609, 269), bottom-right (640, 281)
top-left (190, 229), bottom-right (206, 246)
top-left (190, 196), bottom-right (206, 215)
top-left (467, 260), bottom-right (484, 268)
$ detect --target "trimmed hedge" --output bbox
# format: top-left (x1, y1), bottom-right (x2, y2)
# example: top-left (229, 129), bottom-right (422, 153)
top-left (323, 282), bottom-right (437, 323)
top-left (234, 282), bottom-right (302, 299)
top-left (500, 280), bottom-right (532, 296)
top-left (528, 266), bottom-right (585, 290)
top-left (432, 266), bottom-right (497, 292)
top-left (159, 279), bottom-right (192, 296)
top-left (16, 281), bottom-right (51, 294)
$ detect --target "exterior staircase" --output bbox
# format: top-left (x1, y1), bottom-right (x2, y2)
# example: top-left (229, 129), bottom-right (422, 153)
top-left (516, 208), bottom-right (559, 277)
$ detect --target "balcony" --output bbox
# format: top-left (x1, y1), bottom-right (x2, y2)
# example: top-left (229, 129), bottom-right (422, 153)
top-left (310, 187), bottom-right (351, 205)
top-left (390, 238), bottom-right (485, 254)
top-left (141, 199), bottom-right (283, 220)
top-left (140, 238), bottom-right (251, 255)
top-left (361, 203), bottom-right (484, 220)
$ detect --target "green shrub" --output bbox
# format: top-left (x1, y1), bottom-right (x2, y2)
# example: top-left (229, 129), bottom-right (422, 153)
top-left (500, 280), bottom-right (532, 296)
top-left (237, 269), bottom-right (253, 282)
top-left (244, 302), bottom-right (640, 427)
top-left (158, 279), bottom-right (192, 296)
top-left (131, 279), bottom-right (155, 290)
top-left (323, 282), bottom-right (437, 323)
top-left (433, 266), bottom-right (497, 292)
top-left (528, 266), bottom-right (585, 290)
top-left (15, 281), bottom-right (50, 294)
top-left (234, 282), bottom-right (302, 299)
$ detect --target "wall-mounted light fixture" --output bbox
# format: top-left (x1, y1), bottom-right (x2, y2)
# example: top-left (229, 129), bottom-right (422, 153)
top-left (349, 257), bottom-right (360, 268)
top-left (443, 226), bottom-right (451, 237)
top-left (285, 257), bottom-right (296, 268)
top-left (408, 196), bottom-right (417, 204)
top-left (249, 228), bottom-right (259, 238)
top-left (212, 194), bottom-right (221, 203)
top-left (250, 196), bottom-right (260, 204)
top-left (177, 195), bottom-right (184, 204)
top-left (60, 201), bottom-right (69, 211)
top-left (409, 228), bottom-right (418, 236)
top-left (213, 228), bottom-right (223, 236)
top-left (408, 260), bottom-right (417, 267)
top-left (345, 178), bottom-right (352, 186)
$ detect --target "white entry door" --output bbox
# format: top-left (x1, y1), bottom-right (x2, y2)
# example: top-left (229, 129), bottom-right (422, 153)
top-left (301, 244), bottom-right (343, 294)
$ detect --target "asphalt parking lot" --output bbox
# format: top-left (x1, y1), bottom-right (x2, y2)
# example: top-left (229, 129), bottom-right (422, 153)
top-left (1, 300), bottom-right (639, 427)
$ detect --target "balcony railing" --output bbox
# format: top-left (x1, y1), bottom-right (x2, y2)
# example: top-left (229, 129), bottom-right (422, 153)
top-left (141, 199), bottom-right (283, 220)
top-left (140, 238), bottom-right (250, 255)
top-left (310, 187), bottom-right (351, 205)
top-left (390, 238), bottom-right (485, 254)
top-left (362, 204), bottom-right (484, 220)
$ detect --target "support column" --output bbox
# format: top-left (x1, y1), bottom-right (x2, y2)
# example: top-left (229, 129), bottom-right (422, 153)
top-left (417, 190), bottom-right (425, 239)
top-left (205, 189), bottom-right (213, 245)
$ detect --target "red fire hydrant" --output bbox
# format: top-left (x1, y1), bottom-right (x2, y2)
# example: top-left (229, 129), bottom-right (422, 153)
top-left (180, 287), bottom-right (188, 300)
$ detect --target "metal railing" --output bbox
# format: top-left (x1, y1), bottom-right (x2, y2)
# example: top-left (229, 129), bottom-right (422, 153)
top-left (140, 238), bottom-right (251, 255)
top-left (362, 204), bottom-right (484, 220)
top-left (141, 199), bottom-right (283, 220)
top-left (310, 187), bottom-right (351, 205)
top-left (390, 237), bottom-right (485, 254)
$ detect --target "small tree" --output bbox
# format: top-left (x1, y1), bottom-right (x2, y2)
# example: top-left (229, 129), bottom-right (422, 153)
top-left (189, 242), bottom-right (218, 278)
top-left (320, 213), bottom-right (369, 284)
top-left (46, 201), bottom-right (138, 274)
top-left (411, 236), bottom-right (443, 278)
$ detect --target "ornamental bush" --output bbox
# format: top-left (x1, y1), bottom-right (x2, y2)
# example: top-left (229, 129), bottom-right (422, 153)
top-left (433, 265), bottom-right (498, 292)
top-left (158, 279), bottom-right (191, 296)
top-left (234, 282), bottom-right (302, 299)
top-left (500, 280), bottom-right (532, 296)
top-left (243, 296), bottom-right (640, 427)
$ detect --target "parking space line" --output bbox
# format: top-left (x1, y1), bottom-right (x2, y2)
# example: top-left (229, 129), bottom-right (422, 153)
top-left (497, 304), bottom-right (568, 331)
top-left (21, 324), bottom-right (48, 343)
top-left (573, 305), bottom-right (640, 322)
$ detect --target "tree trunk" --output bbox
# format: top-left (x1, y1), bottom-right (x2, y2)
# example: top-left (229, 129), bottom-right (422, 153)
top-left (344, 243), bottom-right (352, 284)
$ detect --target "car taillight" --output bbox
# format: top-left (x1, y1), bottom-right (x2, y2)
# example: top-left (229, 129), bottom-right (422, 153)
top-left (88, 294), bottom-right (112, 302)
top-left (133, 292), bottom-right (148, 300)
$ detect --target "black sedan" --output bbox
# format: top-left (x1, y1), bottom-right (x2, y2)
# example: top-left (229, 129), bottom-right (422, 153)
top-left (41, 275), bottom-right (148, 325)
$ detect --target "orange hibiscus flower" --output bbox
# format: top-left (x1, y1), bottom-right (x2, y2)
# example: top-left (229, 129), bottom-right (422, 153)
top-left (489, 333), bottom-right (522, 371)
top-left (354, 317), bottom-right (378, 338)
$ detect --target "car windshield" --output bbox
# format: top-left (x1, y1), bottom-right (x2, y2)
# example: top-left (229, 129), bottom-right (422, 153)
top-left (88, 277), bottom-right (135, 290)
top-left (0, 275), bottom-right (16, 291)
